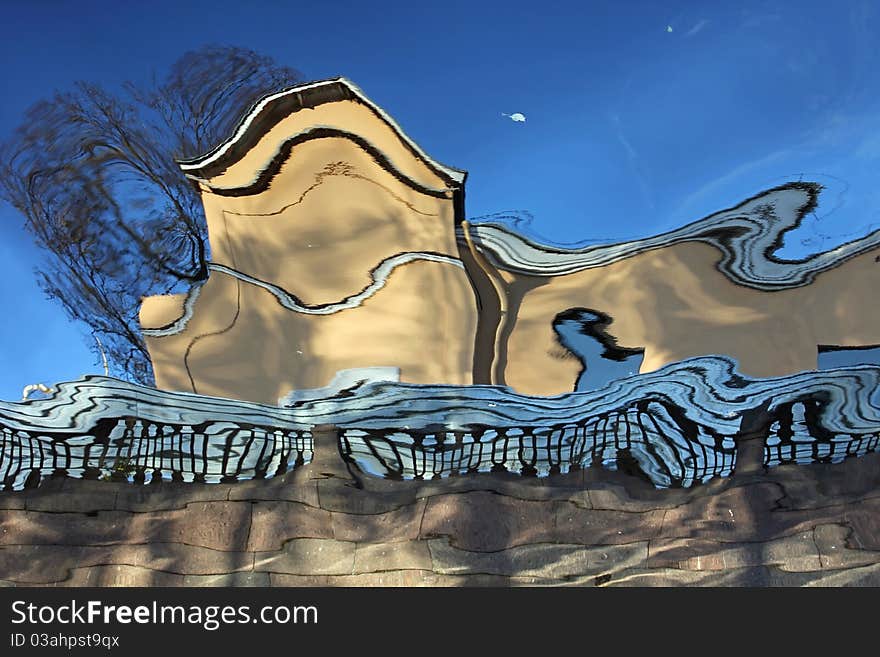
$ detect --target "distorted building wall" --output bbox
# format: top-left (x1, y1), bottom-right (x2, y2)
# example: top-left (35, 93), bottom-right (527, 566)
top-left (140, 78), bottom-right (880, 403)
top-left (140, 79), bottom-right (478, 404)
top-left (465, 183), bottom-right (880, 395)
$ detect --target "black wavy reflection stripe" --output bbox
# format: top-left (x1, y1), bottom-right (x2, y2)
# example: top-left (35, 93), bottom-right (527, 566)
top-left (194, 127), bottom-right (455, 200)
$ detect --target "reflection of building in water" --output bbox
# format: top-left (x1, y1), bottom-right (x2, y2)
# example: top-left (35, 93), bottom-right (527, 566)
top-left (4, 80), bottom-right (880, 496)
top-left (467, 184), bottom-right (880, 395)
top-left (140, 78), bottom-right (880, 403)
top-left (140, 79), bottom-right (477, 405)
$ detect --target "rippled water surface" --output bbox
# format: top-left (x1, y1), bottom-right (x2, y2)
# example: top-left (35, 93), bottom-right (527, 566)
top-left (4, 73), bottom-right (880, 493)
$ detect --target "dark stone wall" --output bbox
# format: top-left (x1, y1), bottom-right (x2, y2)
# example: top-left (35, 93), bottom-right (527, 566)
top-left (2, 429), bottom-right (880, 586)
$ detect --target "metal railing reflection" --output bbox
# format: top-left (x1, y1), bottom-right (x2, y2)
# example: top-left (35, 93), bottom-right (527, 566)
top-left (340, 399), bottom-right (737, 489)
top-left (763, 399), bottom-right (880, 468)
top-left (2, 357), bottom-right (880, 491)
top-left (0, 377), bottom-right (314, 491)
top-left (0, 418), bottom-right (311, 491)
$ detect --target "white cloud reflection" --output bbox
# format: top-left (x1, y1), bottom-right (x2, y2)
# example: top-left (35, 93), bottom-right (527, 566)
top-left (686, 19), bottom-right (709, 37)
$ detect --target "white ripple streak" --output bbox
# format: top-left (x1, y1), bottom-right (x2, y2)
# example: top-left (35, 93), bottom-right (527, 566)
top-left (142, 252), bottom-right (464, 337)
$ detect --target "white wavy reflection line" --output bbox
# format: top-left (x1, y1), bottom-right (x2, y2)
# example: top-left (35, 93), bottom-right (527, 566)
top-left (141, 284), bottom-right (205, 337)
top-left (469, 184), bottom-right (880, 290)
top-left (142, 252), bottom-right (464, 337)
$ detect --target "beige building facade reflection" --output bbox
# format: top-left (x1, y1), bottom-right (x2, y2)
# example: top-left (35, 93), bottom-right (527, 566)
top-left (140, 78), bottom-right (880, 403)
